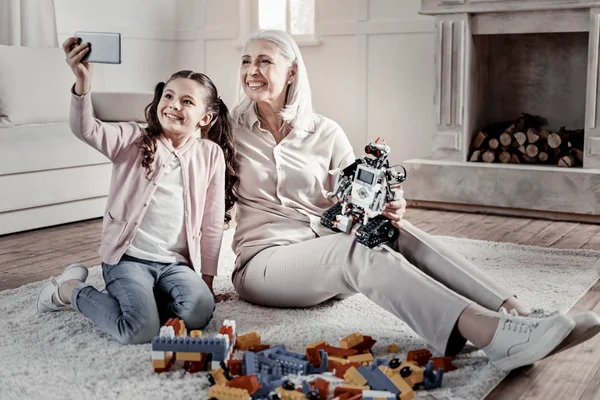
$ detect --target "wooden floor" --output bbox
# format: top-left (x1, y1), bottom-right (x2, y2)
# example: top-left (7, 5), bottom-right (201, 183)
top-left (1, 208), bottom-right (599, 399)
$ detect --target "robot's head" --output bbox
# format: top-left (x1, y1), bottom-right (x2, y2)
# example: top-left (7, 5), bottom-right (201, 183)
top-left (364, 140), bottom-right (390, 159)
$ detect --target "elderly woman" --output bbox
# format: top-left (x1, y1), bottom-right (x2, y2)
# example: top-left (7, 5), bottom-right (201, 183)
top-left (229, 29), bottom-right (599, 371)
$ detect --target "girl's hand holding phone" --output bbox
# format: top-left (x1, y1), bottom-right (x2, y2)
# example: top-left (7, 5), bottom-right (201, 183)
top-left (62, 37), bottom-right (92, 95)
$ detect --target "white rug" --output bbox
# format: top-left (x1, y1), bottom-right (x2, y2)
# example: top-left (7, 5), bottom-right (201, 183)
top-left (1, 228), bottom-right (599, 400)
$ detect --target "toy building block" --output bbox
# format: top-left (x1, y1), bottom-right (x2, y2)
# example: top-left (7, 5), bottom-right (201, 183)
top-left (378, 367), bottom-right (415, 400)
top-left (422, 360), bottom-right (444, 390)
top-left (361, 389), bottom-right (397, 400)
top-left (211, 367), bottom-right (230, 386)
top-left (227, 375), bottom-right (261, 395)
top-left (190, 330), bottom-right (202, 338)
top-left (328, 356), bottom-right (350, 371)
top-left (176, 351), bottom-right (203, 362)
top-left (275, 387), bottom-right (307, 400)
top-left (306, 347), bottom-right (322, 367)
top-left (183, 360), bottom-right (206, 373)
top-left (207, 384), bottom-right (250, 400)
top-left (235, 332), bottom-right (261, 350)
top-left (393, 361), bottom-right (424, 388)
top-left (356, 365), bottom-right (400, 395)
top-left (346, 353), bottom-right (374, 365)
top-left (306, 340), bottom-right (329, 349)
top-left (309, 378), bottom-right (329, 400)
top-left (333, 362), bottom-right (363, 379)
top-left (315, 343), bottom-right (358, 358)
top-left (227, 359), bottom-right (243, 376)
top-left (247, 344), bottom-right (271, 352)
top-left (343, 366), bottom-right (368, 386)
top-left (429, 356), bottom-right (456, 372)
top-left (165, 317), bottom-right (187, 337)
top-left (339, 333), bottom-right (364, 349)
top-left (350, 335), bottom-right (376, 353)
top-left (387, 344), bottom-right (400, 353)
top-left (333, 385), bottom-right (367, 398)
top-left (406, 349), bottom-right (432, 367)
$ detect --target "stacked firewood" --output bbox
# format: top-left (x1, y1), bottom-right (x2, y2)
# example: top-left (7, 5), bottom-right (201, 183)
top-left (469, 113), bottom-right (584, 167)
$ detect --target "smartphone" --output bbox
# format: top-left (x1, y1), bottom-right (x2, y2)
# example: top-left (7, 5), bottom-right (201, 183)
top-left (74, 31), bottom-right (121, 64)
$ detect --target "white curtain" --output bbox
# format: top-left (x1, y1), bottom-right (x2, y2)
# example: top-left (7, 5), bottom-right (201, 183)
top-left (0, 0), bottom-right (58, 47)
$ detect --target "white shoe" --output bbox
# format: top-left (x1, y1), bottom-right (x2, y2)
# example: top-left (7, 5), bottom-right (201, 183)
top-left (36, 263), bottom-right (89, 313)
top-left (480, 307), bottom-right (575, 371)
top-left (530, 309), bottom-right (600, 356)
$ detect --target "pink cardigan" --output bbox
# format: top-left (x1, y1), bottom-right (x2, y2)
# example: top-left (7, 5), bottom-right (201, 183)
top-left (70, 91), bottom-right (225, 276)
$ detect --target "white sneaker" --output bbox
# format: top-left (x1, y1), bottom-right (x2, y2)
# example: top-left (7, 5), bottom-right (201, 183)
top-left (530, 309), bottom-right (600, 356)
top-left (36, 263), bottom-right (89, 313)
top-left (480, 307), bottom-right (575, 371)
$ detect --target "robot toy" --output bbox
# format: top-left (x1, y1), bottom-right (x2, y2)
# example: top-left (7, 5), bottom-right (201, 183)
top-left (321, 138), bottom-right (407, 248)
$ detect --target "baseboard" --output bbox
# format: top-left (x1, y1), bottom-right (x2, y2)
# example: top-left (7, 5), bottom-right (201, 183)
top-left (0, 196), bottom-right (107, 236)
top-left (407, 200), bottom-right (600, 224)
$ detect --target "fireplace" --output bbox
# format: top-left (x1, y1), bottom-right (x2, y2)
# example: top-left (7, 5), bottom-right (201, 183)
top-left (404, 1), bottom-right (600, 218)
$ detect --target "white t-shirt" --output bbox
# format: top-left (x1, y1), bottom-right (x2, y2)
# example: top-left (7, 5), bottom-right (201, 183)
top-left (126, 156), bottom-right (189, 264)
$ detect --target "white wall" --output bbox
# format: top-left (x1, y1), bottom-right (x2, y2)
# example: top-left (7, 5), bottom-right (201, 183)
top-left (54, 0), bottom-right (180, 92)
top-left (184, 0), bottom-right (437, 164)
top-left (53, 0), bottom-right (437, 163)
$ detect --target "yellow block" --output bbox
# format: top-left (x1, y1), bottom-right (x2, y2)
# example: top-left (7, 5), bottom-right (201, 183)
top-left (343, 366), bottom-right (368, 386)
top-left (275, 387), bottom-right (308, 399)
top-left (152, 359), bottom-right (168, 369)
top-left (388, 344), bottom-right (400, 353)
top-left (306, 340), bottom-right (328, 349)
top-left (346, 353), bottom-right (374, 364)
top-left (211, 368), bottom-right (229, 386)
top-left (176, 352), bottom-right (203, 362)
top-left (208, 384), bottom-right (250, 400)
top-left (339, 333), bottom-right (364, 349)
top-left (190, 330), bottom-right (202, 337)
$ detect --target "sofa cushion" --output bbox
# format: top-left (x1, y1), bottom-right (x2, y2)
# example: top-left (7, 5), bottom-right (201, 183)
top-left (0, 45), bottom-right (75, 127)
top-left (0, 122), bottom-right (110, 176)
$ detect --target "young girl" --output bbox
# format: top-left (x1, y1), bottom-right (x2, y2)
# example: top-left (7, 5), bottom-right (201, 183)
top-left (35, 37), bottom-right (238, 345)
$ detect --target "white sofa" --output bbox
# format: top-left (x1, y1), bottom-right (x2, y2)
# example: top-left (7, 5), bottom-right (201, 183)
top-left (0, 45), bottom-right (153, 235)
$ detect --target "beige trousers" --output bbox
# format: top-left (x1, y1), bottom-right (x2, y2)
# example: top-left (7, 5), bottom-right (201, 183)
top-left (232, 219), bottom-right (513, 355)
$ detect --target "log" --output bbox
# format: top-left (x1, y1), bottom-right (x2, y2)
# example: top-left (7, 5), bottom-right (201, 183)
top-left (526, 128), bottom-right (540, 144)
top-left (518, 145), bottom-right (526, 154)
top-left (558, 155), bottom-right (576, 168)
top-left (469, 150), bottom-right (482, 162)
top-left (538, 129), bottom-right (550, 140)
top-left (521, 154), bottom-right (536, 163)
top-left (504, 123), bottom-right (517, 135)
top-left (488, 138), bottom-right (500, 150)
top-left (514, 131), bottom-right (527, 146)
top-left (499, 151), bottom-right (511, 163)
top-left (547, 132), bottom-right (562, 149)
top-left (538, 152), bottom-right (549, 162)
top-left (471, 131), bottom-right (488, 149)
top-left (499, 132), bottom-right (513, 147)
top-left (482, 150), bottom-right (496, 163)
top-left (571, 148), bottom-right (584, 163)
top-left (525, 144), bottom-right (539, 158)
top-left (510, 154), bottom-right (521, 164)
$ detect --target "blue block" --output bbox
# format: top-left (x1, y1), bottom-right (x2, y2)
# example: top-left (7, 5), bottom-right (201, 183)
top-left (357, 366), bottom-right (399, 395)
top-left (243, 351), bottom-right (258, 375)
top-left (307, 350), bottom-right (328, 374)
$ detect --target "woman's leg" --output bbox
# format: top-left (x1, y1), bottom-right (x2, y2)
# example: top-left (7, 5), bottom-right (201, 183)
top-left (234, 233), bottom-right (576, 369)
top-left (393, 219), bottom-right (529, 315)
top-left (155, 263), bottom-right (215, 330)
top-left (234, 233), bottom-right (472, 355)
top-left (70, 256), bottom-right (161, 345)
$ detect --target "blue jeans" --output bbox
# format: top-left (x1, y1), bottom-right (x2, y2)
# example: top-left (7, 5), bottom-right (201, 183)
top-left (71, 254), bottom-right (215, 344)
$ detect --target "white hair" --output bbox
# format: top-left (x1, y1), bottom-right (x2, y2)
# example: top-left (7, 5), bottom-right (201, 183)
top-left (232, 29), bottom-right (313, 131)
